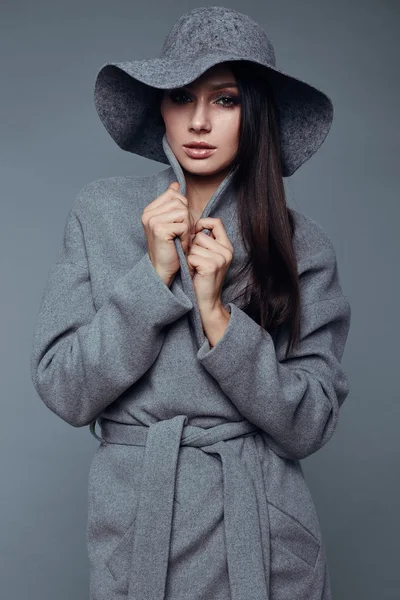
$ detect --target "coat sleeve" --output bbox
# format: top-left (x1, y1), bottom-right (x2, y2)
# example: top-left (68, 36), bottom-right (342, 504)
top-left (196, 236), bottom-right (351, 461)
top-left (30, 205), bottom-right (193, 428)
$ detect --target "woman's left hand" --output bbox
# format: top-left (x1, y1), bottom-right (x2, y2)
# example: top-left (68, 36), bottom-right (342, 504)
top-left (187, 217), bottom-right (233, 313)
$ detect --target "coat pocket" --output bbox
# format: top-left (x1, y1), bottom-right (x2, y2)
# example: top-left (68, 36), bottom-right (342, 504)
top-left (105, 514), bottom-right (138, 586)
top-left (268, 502), bottom-right (322, 600)
top-left (268, 502), bottom-right (321, 570)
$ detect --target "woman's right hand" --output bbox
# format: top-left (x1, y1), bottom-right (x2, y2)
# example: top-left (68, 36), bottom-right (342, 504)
top-left (141, 182), bottom-right (194, 285)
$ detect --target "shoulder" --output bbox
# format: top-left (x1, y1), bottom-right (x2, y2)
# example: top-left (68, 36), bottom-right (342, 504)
top-left (290, 208), bottom-right (337, 259)
top-left (289, 208), bottom-right (345, 306)
top-left (70, 172), bottom-right (165, 219)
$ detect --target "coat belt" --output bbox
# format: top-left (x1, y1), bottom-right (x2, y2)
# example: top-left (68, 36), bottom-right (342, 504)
top-left (90, 415), bottom-right (271, 600)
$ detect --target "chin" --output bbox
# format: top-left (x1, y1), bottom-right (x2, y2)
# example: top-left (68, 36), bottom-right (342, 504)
top-left (180, 156), bottom-right (228, 177)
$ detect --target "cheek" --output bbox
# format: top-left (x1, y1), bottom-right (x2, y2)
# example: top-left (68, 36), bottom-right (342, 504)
top-left (163, 109), bottom-right (187, 137)
top-left (161, 102), bottom-right (180, 127)
top-left (219, 113), bottom-right (241, 151)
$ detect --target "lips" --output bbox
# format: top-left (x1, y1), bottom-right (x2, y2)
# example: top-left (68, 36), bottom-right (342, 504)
top-left (183, 145), bottom-right (216, 159)
top-left (183, 142), bottom-right (216, 149)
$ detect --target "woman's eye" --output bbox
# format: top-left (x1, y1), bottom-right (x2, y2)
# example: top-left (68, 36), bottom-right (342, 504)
top-left (168, 91), bottom-right (190, 103)
top-left (216, 95), bottom-right (239, 108)
top-left (167, 92), bottom-right (240, 108)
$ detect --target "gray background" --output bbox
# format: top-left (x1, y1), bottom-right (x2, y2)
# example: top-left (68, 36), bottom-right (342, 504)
top-left (1, 0), bottom-right (398, 598)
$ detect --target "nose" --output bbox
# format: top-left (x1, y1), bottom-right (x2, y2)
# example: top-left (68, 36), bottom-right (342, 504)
top-left (188, 100), bottom-right (211, 133)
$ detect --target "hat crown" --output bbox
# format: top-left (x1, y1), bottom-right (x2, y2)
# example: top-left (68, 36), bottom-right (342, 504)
top-left (160, 6), bottom-right (276, 66)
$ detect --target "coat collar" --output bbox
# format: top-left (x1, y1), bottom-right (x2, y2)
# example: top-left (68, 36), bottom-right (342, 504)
top-left (155, 133), bottom-right (239, 350)
top-left (158, 133), bottom-right (238, 228)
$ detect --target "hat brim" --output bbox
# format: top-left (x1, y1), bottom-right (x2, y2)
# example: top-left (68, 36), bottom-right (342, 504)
top-left (94, 52), bottom-right (333, 177)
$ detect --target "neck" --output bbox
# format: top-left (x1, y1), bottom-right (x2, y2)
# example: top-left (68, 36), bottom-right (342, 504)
top-left (183, 166), bottom-right (232, 215)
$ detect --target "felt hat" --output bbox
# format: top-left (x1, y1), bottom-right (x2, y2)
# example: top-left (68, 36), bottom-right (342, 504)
top-left (93, 5), bottom-right (334, 177)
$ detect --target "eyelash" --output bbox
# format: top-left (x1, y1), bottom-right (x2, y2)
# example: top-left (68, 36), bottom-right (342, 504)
top-left (167, 91), bottom-right (240, 108)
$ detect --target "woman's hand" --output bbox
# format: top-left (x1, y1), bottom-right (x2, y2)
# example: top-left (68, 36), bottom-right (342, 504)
top-left (141, 182), bottom-right (194, 285)
top-left (187, 217), bottom-right (233, 314)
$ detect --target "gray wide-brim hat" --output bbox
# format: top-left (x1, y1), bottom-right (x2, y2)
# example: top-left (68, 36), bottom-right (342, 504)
top-left (94, 5), bottom-right (334, 178)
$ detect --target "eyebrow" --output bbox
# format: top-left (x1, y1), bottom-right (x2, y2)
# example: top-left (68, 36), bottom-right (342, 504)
top-left (184, 81), bottom-right (239, 91)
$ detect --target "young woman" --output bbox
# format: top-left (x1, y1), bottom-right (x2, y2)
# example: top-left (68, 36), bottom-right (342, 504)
top-left (30, 6), bottom-right (351, 600)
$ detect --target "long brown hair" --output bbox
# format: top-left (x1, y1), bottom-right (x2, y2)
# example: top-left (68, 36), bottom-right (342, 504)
top-left (226, 60), bottom-right (301, 359)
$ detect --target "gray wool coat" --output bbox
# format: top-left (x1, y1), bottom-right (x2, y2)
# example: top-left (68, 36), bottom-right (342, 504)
top-left (30, 134), bottom-right (351, 600)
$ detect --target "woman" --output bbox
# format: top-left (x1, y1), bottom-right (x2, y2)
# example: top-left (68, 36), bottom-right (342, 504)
top-left (30, 6), bottom-right (351, 600)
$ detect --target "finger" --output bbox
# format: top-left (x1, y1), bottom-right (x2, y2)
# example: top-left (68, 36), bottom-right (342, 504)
top-left (144, 197), bottom-right (189, 221)
top-left (187, 252), bottom-right (221, 278)
top-left (143, 184), bottom-right (188, 215)
top-left (148, 208), bottom-right (189, 227)
top-left (194, 217), bottom-right (233, 251)
top-left (190, 235), bottom-right (229, 266)
top-left (186, 252), bottom-right (204, 271)
top-left (190, 242), bottom-right (226, 263)
top-left (192, 230), bottom-right (232, 261)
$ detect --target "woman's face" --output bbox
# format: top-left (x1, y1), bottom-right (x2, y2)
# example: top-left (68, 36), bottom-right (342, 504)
top-left (160, 64), bottom-right (241, 178)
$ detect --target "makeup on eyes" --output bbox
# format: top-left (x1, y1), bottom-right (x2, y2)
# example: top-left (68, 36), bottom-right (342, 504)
top-left (167, 89), bottom-right (241, 108)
